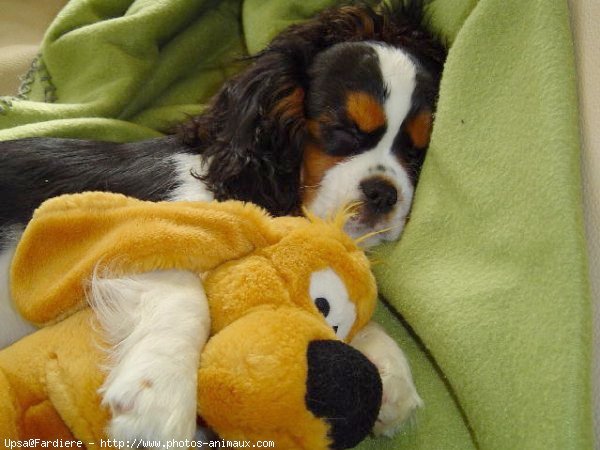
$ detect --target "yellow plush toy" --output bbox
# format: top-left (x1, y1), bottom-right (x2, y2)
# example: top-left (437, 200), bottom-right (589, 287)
top-left (0, 192), bottom-right (382, 449)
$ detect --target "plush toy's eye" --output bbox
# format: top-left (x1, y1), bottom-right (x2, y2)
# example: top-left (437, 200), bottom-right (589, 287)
top-left (309, 268), bottom-right (357, 340)
top-left (314, 297), bottom-right (331, 317)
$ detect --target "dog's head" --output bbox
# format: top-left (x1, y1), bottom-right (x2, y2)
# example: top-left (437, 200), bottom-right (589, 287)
top-left (184, 3), bottom-right (445, 246)
top-left (303, 40), bottom-right (440, 246)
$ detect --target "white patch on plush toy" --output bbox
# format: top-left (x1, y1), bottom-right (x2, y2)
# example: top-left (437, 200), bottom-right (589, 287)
top-left (309, 268), bottom-right (357, 340)
top-left (89, 269), bottom-right (210, 442)
top-left (350, 322), bottom-right (423, 437)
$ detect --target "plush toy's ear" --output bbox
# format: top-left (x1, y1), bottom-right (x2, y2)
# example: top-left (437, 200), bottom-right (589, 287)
top-left (198, 308), bottom-right (381, 450)
top-left (11, 194), bottom-right (279, 326)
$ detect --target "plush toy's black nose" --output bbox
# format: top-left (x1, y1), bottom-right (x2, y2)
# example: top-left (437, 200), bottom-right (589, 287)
top-left (305, 340), bottom-right (382, 449)
top-left (360, 177), bottom-right (398, 214)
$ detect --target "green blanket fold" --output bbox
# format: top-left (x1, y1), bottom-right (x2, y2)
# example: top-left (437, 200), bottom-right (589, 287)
top-left (0, 0), bottom-right (592, 449)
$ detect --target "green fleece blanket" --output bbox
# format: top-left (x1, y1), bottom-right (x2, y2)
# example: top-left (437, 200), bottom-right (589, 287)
top-left (0, 0), bottom-right (592, 449)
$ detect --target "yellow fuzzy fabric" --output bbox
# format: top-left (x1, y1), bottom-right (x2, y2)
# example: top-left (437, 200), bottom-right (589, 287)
top-left (2, 192), bottom-right (377, 447)
top-left (199, 307), bottom-right (335, 449)
top-left (0, 309), bottom-right (110, 441)
top-left (12, 193), bottom-right (284, 326)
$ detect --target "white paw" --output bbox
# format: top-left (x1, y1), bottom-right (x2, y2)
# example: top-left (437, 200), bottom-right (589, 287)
top-left (90, 269), bottom-right (211, 444)
top-left (373, 357), bottom-right (423, 437)
top-left (103, 364), bottom-right (197, 443)
top-left (350, 322), bottom-right (423, 437)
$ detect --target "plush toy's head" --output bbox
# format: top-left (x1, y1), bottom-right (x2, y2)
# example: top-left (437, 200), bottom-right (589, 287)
top-left (205, 210), bottom-right (378, 341)
top-left (200, 210), bottom-right (382, 449)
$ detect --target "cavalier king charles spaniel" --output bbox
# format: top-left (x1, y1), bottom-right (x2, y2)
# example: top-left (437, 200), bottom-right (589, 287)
top-left (0, 1), bottom-right (445, 444)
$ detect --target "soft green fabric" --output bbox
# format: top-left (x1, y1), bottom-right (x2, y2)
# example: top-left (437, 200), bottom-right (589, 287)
top-left (0, 0), bottom-right (592, 449)
top-left (0, 0), bottom-right (246, 139)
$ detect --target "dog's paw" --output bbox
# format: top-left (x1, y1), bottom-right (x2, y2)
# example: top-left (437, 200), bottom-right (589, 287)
top-left (350, 322), bottom-right (423, 437)
top-left (103, 365), bottom-right (197, 444)
top-left (372, 357), bottom-right (423, 437)
top-left (91, 270), bottom-right (210, 444)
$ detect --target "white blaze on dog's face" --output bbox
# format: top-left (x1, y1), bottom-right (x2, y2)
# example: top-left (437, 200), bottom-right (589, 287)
top-left (302, 42), bottom-right (435, 247)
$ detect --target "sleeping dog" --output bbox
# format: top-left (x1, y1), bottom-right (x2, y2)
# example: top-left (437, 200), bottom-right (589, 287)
top-left (0, 2), bottom-right (445, 443)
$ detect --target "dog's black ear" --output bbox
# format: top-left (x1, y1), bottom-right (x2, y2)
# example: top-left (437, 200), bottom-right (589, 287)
top-left (180, 43), bottom-right (311, 216)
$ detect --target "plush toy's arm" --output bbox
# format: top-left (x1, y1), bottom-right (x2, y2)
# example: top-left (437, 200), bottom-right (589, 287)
top-left (11, 192), bottom-right (288, 326)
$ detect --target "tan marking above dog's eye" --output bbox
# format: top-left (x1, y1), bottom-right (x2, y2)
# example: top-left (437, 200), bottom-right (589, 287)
top-left (405, 110), bottom-right (432, 149)
top-left (346, 91), bottom-right (386, 133)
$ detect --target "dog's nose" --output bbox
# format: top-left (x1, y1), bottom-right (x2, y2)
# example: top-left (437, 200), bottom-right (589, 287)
top-left (360, 177), bottom-right (398, 214)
